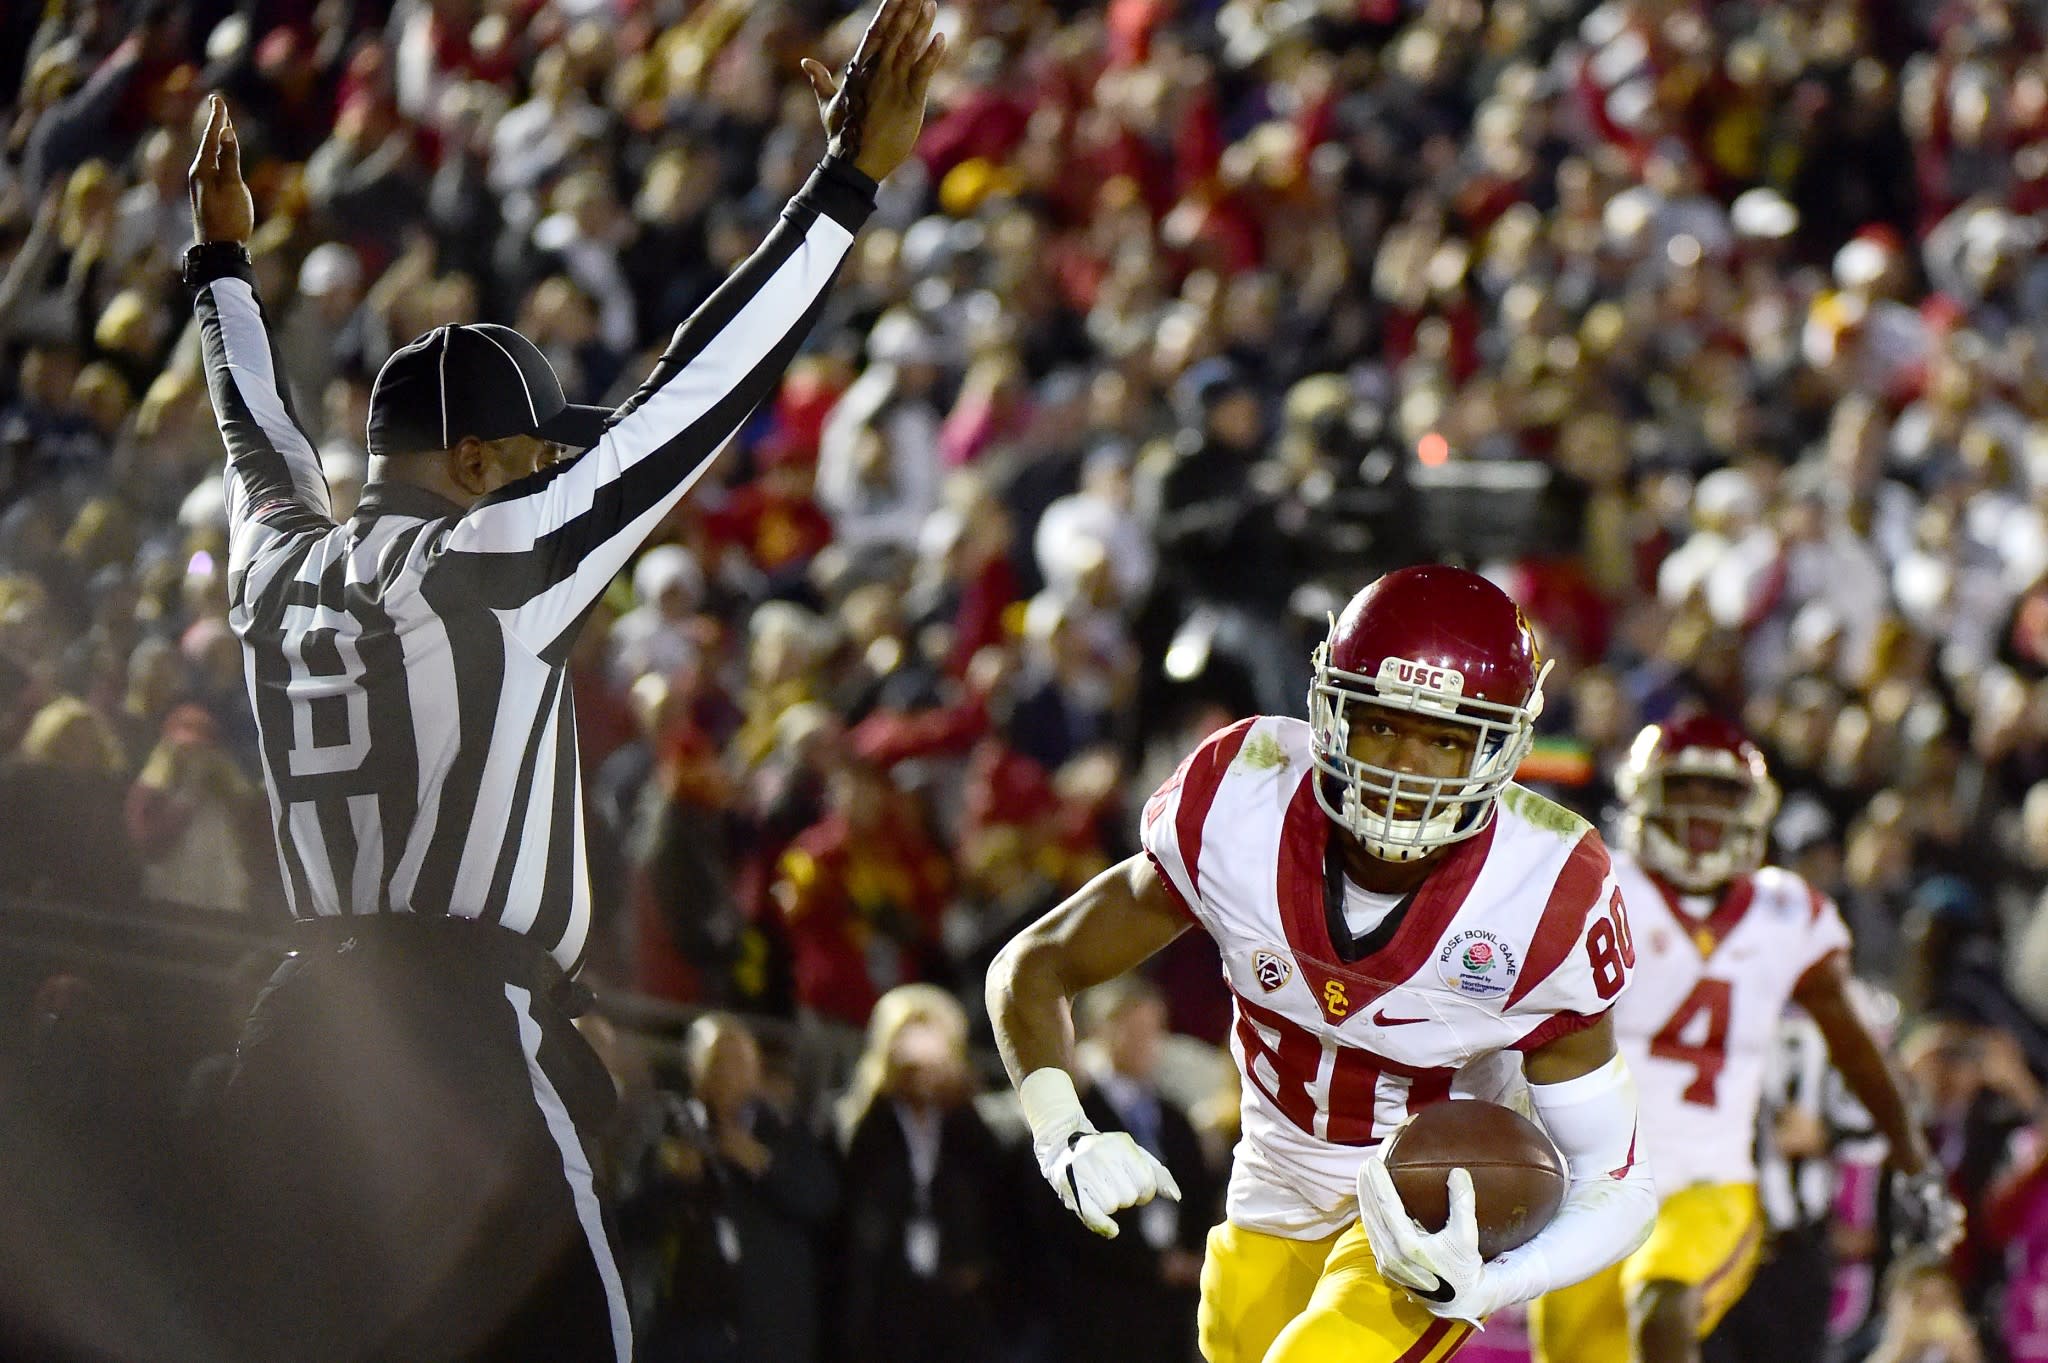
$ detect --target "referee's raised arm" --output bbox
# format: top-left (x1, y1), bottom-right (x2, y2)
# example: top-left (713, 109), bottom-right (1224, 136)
top-left (186, 96), bottom-right (336, 576)
top-left (179, 11), bottom-right (944, 1363)
top-left (426, 0), bottom-right (947, 661)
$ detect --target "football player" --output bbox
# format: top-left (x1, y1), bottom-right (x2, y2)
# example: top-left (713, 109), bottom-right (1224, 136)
top-left (989, 566), bottom-right (1659, 1363)
top-left (1529, 712), bottom-right (1963, 1363)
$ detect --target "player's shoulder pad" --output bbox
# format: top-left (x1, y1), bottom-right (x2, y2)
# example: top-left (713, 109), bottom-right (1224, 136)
top-left (1749, 865), bottom-right (1837, 925)
top-left (1502, 823), bottom-right (1617, 1012)
top-left (1496, 782), bottom-right (1594, 846)
top-left (1144, 715), bottom-right (1301, 824)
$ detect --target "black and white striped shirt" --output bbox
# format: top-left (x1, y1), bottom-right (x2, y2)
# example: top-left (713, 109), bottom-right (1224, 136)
top-left (1756, 1007), bottom-right (1880, 1231)
top-left (192, 161), bottom-right (875, 971)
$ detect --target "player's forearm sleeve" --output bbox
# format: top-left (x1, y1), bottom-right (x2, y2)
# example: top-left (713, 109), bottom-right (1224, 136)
top-left (430, 157), bottom-right (876, 660)
top-left (1481, 1054), bottom-right (1657, 1311)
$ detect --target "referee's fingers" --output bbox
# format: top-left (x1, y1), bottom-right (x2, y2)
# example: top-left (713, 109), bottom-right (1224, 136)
top-left (192, 94), bottom-right (224, 181)
top-left (853, 0), bottom-right (901, 64)
top-left (911, 28), bottom-right (946, 90)
top-left (220, 121), bottom-right (242, 181)
top-left (878, 0), bottom-right (919, 61)
top-left (888, 1), bottom-right (935, 74)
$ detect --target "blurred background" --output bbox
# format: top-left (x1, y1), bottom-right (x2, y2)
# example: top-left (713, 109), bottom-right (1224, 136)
top-left (3, 0), bottom-right (2048, 1359)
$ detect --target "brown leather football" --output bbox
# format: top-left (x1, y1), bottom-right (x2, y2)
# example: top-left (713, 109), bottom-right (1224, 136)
top-left (1381, 1099), bottom-right (1568, 1259)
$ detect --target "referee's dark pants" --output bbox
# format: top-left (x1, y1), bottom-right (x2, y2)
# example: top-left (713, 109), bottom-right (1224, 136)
top-left (1703, 1222), bottom-right (1833, 1363)
top-left (207, 916), bottom-right (629, 1363)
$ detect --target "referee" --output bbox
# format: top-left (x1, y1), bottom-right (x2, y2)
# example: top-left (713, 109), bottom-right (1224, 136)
top-left (182, 6), bottom-right (941, 1360)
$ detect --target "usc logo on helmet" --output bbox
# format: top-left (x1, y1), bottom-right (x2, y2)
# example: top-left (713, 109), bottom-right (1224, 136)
top-left (1376, 656), bottom-right (1466, 695)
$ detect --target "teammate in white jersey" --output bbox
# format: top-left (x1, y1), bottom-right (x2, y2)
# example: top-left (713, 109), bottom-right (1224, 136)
top-left (989, 566), bottom-right (1658, 1363)
top-left (1530, 712), bottom-right (1962, 1363)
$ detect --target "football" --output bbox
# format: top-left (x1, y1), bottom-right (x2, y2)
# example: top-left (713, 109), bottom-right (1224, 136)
top-left (1381, 1099), bottom-right (1568, 1259)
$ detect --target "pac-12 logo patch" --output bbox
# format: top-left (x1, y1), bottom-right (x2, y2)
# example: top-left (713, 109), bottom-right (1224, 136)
top-left (1253, 949), bottom-right (1293, 993)
top-left (1437, 929), bottom-right (1519, 999)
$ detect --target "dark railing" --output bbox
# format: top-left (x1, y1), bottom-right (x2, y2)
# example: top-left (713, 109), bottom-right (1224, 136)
top-left (0, 893), bottom-right (875, 1108)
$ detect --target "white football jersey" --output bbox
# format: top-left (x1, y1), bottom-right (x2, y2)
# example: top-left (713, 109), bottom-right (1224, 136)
top-left (1141, 716), bottom-right (1634, 1240)
top-left (1608, 851), bottom-right (1852, 1195)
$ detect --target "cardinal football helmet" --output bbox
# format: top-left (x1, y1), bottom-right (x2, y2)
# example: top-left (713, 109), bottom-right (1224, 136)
top-left (1308, 566), bottom-right (1550, 861)
top-left (1617, 711), bottom-right (1780, 892)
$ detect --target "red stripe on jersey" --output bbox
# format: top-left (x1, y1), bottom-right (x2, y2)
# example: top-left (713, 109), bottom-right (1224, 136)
top-left (1396, 1319), bottom-right (1456, 1363)
top-left (1145, 852), bottom-right (1200, 924)
top-left (1511, 1006), bottom-right (1607, 1052)
top-left (1276, 774), bottom-right (1497, 1024)
top-left (1169, 718), bottom-right (1256, 906)
top-left (1405, 1065), bottom-right (1454, 1113)
top-left (1234, 992), bottom-right (1461, 1146)
top-left (1506, 832), bottom-right (1610, 1008)
top-left (1232, 992), bottom-right (1327, 1139)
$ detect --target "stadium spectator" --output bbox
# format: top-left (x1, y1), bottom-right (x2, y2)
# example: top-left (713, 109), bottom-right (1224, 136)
top-left (124, 700), bottom-right (266, 915)
top-left (774, 757), bottom-right (950, 1027)
top-left (833, 985), bottom-right (1004, 1363)
top-left (1859, 1254), bottom-right (1985, 1363)
top-left (630, 1014), bottom-right (838, 1363)
top-left (0, 693), bottom-right (137, 907)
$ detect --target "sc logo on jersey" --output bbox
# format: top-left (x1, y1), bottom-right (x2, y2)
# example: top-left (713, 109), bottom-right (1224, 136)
top-left (1253, 949), bottom-right (1293, 992)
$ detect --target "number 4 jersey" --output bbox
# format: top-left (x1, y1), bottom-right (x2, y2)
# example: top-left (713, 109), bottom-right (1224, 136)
top-left (1607, 851), bottom-right (1851, 1196)
top-left (1142, 716), bottom-right (1635, 1240)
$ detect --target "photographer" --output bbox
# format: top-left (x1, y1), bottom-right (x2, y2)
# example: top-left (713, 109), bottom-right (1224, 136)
top-left (632, 1014), bottom-right (838, 1363)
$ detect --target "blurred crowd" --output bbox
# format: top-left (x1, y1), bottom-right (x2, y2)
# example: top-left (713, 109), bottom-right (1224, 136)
top-left (7, 0), bottom-right (2048, 1357)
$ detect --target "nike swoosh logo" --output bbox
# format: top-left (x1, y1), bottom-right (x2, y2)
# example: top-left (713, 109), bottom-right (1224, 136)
top-left (1373, 1010), bottom-right (1429, 1026)
top-left (1414, 1273), bottom-right (1459, 1304)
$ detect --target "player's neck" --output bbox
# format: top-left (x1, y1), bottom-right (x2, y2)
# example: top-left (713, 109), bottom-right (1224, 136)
top-left (1335, 833), bottom-right (1442, 896)
top-left (1655, 873), bottom-right (1729, 921)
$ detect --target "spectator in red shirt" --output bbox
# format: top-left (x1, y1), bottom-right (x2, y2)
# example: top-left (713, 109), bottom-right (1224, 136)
top-left (773, 758), bottom-right (951, 1027)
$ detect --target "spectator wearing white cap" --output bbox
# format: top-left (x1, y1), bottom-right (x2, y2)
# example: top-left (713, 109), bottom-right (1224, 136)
top-left (278, 241), bottom-right (364, 417)
top-left (109, 128), bottom-right (191, 272)
top-left (1804, 230), bottom-right (1930, 404)
top-left (1033, 440), bottom-right (1154, 611)
top-left (816, 308), bottom-right (944, 551)
top-left (612, 545), bottom-right (706, 689)
top-left (1655, 467), bottom-right (1770, 617)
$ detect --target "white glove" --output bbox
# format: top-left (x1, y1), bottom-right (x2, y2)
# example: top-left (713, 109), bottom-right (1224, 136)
top-left (1020, 1068), bottom-right (1181, 1238)
top-left (1356, 1156), bottom-right (1495, 1326)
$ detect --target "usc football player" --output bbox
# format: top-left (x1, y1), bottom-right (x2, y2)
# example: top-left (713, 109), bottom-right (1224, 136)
top-left (1529, 712), bottom-right (1961, 1363)
top-left (989, 566), bottom-right (1657, 1363)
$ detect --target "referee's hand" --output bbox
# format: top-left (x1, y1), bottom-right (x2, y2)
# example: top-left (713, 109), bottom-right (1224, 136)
top-left (188, 94), bottom-right (254, 247)
top-left (801, 0), bottom-right (946, 184)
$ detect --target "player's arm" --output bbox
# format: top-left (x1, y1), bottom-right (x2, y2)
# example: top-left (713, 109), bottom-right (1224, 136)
top-left (428, 0), bottom-right (944, 661)
top-left (1482, 1014), bottom-right (1658, 1305)
top-left (1361, 1014), bottom-right (1657, 1323)
top-left (1795, 951), bottom-right (1932, 1174)
top-left (987, 852), bottom-right (1191, 1237)
top-left (185, 96), bottom-right (335, 574)
top-left (1795, 950), bottom-right (1962, 1253)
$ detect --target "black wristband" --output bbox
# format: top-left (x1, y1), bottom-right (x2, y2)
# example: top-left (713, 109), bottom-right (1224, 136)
top-left (182, 240), bottom-right (253, 289)
top-left (801, 156), bottom-right (880, 233)
top-left (819, 152), bottom-right (879, 200)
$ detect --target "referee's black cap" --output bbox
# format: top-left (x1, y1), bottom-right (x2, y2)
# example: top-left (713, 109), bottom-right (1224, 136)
top-left (367, 324), bottom-right (613, 458)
